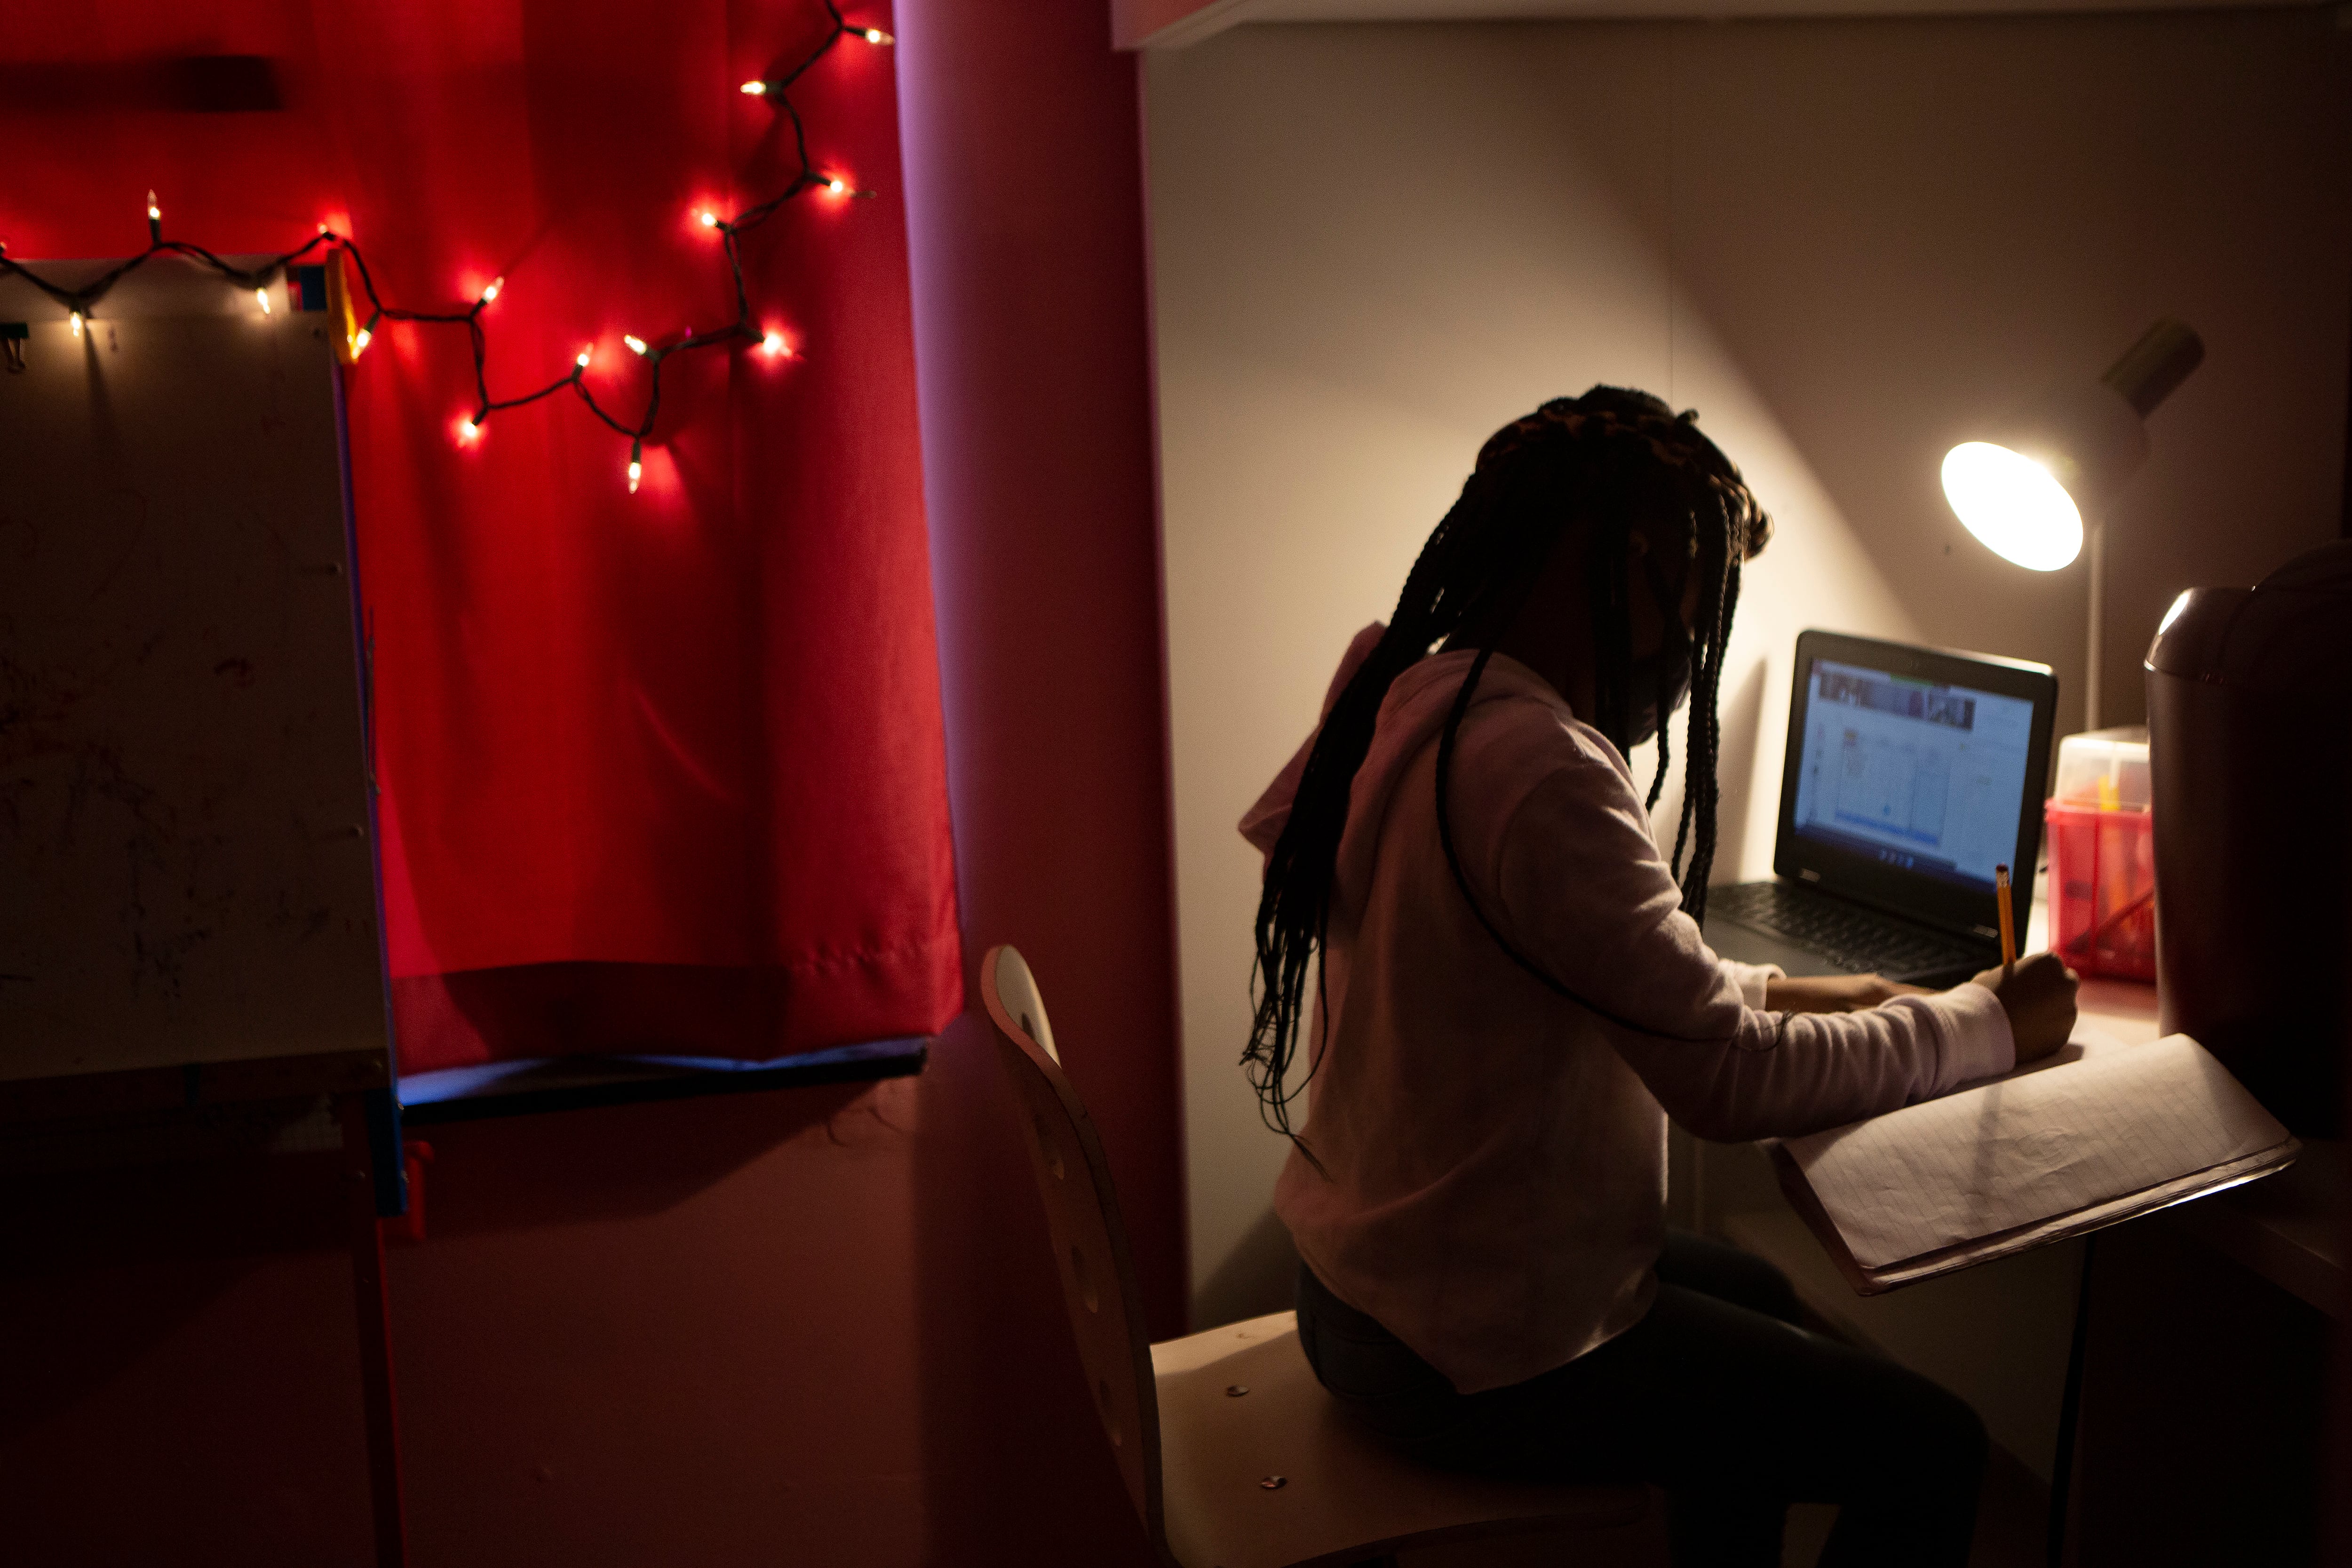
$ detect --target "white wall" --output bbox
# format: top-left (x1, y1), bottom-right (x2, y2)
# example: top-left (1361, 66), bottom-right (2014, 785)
top-left (1145, 12), bottom-right (2352, 1330)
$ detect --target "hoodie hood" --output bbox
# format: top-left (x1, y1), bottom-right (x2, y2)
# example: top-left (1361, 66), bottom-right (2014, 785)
top-left (1240, 623), bottom-right (1627, 906)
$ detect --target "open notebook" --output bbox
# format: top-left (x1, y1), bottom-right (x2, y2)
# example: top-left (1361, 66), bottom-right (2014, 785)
top-left (1767, 1034), bottom-right (2298, 1293)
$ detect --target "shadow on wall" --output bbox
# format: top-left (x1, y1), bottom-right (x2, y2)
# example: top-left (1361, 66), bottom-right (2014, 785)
top-left (1145, 19), bottom-right (1925, 1325)
top-left (1193, 1202), bottom-right (1302, 1330)
top-left (0, 1259), bottom-right (239, 1439)
top-left (1544, 12), bottom-right (2352, 732)
top-left (0, 1151), bottom-right (347, 1442)
top-left (1711, 660), bottom-right (1768, 880)
top-left (414, 1081), bottom-right (874, 1239)
top-left (1149, 11), bottom-right (2352, 1324)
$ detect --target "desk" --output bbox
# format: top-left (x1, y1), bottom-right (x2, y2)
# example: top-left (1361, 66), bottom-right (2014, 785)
top-left (1710, 925), bottom-right (2344, 1319)
top-left (2001, 964), bottom-right (2343, 1324)
top-left (1702, 919), bottom-right (2345, 1564)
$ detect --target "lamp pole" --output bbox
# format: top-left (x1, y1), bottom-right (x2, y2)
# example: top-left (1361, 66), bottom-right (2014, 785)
top-left (2085, 518), bottom-right (2105, 731)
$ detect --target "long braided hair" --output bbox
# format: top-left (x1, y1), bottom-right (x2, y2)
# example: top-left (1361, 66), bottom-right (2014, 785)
top-left (1244, 387), bottom-right (1772, 1146)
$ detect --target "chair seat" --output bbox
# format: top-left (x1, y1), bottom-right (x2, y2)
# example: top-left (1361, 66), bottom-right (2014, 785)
top-left (1151, 1312), bottom-right (1650, 1568)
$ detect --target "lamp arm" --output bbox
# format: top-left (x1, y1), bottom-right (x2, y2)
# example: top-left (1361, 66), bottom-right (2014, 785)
top-left (2101, 319), bottom-right (2205, 418)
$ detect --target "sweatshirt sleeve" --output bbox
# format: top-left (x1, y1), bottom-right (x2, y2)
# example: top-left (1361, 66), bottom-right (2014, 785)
top-left (1486, 754), bottom-right (2014, 1142)
top-left (1719, 958), bottom-right (1782, 1011)
top-left (1240, 621), bottom-right (1389, 858)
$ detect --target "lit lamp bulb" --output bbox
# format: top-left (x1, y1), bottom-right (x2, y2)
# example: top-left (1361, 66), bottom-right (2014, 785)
top-left (1939, 443), bottom-right (2083, 572)
top-left (458, 415), bottom-right (483, 443)
top-left (762, 330), bottom-right (789, 357)
top-left (628, 439), bottom-right (644, 494)
top-left (863, 27), bottom-right (894, 45)
top-left (480, 276), bottom-right (503, 304)
top-left (255, 286), bottom-right (273, 317)
top-left (69, 310), bottom-right (84, 338)
top-left (1941, 320), bottom-right (2204, 573)
top-left (826, 175), bottom-right (848, 196)
top-left (624, 334), bottom-right (648, 356)
top-left (577, 347), bottom-right (593, 369)
top-left (146, 191), bottom-right (160, 223)
top-left (741, 79), bottom-right (769, 96)
top-left (1942, 318), bottom-right (2205, 730)
top-left (353, 310), bottom-right (380, 357)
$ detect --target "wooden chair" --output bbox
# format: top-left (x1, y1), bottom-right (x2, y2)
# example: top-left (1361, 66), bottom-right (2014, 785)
top-left (981, 944), bottom-right (1653, 1568)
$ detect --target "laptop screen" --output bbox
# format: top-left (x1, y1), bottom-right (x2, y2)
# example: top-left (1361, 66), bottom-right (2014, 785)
top-left (1789, 659), bottom-right (2039, 894)
top-left (1774, 631), bottom-right (2057, 942)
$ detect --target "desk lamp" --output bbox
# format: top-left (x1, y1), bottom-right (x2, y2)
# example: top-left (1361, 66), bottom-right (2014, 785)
top-left (1940, 318), bottom-right (2205, 728)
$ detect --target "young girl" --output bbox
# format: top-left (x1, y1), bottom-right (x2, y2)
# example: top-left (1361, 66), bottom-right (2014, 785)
top-left (1240, 388), bottom-right (2077, 1568)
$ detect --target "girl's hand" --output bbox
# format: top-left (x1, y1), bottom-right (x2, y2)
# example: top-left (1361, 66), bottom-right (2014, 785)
top-left (1764, 974), bottom-right (1932, 1014)
top-left (1971, 952), bottom-right (2080, 1064)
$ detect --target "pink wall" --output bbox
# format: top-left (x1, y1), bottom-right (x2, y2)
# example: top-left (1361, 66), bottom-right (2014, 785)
top-left (0, 1), bottom-right (1184, 1561)
top-left (898, 0), bottom-right (1189, 1339)
top-left (3, 1073), bottom-right (1165, 1564)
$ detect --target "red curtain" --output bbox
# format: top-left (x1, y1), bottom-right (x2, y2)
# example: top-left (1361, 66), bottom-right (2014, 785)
top-left (2, 0), bottom-right (962, 1071)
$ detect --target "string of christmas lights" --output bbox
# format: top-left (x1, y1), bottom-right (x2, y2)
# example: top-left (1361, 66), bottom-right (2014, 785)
top-left (0, 1), bottom-right (890, 493)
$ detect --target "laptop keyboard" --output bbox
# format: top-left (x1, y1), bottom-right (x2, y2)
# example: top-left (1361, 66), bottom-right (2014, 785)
top-left (1710, 883), bottom-right (1983, 980)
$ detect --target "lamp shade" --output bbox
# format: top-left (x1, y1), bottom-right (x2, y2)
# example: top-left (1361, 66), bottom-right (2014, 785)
top-left (1942, 319), bottom-right (2204, 571)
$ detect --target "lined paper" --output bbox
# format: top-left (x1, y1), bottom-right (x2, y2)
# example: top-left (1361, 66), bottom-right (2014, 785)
top-left (1785, 1035), bottom-right (2292, 1269)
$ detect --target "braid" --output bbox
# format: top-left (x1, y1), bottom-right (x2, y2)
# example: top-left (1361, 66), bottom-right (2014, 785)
top-left (1245, 463), bottom-right (1559, 1144)
top-left (1668, 488), bottom-right (1755, 922)
top-left (1588, 522), bottom-right (1632, 753)
top-left (1244, 387), bottom-right (1772, 1147)
top-left (1647, 650), bottom-right (1675, 813)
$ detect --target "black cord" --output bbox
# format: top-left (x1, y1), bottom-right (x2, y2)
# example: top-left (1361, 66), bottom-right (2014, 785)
top-left (0, 1), bottom-right (878, 470)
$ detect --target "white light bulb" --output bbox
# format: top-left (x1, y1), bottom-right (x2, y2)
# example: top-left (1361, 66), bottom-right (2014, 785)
top-left (458, 416), bottom-right (482, 443)
top-left (624, 334), bottom-right (648, 356)
top-left (741, 80), bottom-right (768, 96)
top-left (863, 27), bottom-right (894, 45)
top-left (628, 458), bottom-right (643, 493)
top-left (146, 191), bottom-right (160, 222)
top-left (69, 311), bottom-right (83, 337)
top-left (480, 277), bottom-right (502, 303)
top-left (700, 211), bottom-right (719, 228)
top-left (826, 176), bottom-right (847, 196)
top-left (352, 326), bottom-right (373, 355)
top-left (762, 331), bottom-right (788, 357)
top-left (255, 287), bottom-right (272, 316)
top-left (577, 348), bottom-right (593, 368)
top-left (1940, 442), bottom-right (2084, 572)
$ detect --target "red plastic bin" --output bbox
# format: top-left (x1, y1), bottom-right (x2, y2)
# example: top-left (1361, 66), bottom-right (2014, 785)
top-left (2043, 800), bottom-right (2156, 980)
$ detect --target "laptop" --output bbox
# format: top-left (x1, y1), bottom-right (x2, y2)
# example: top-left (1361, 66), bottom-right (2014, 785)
top-left (1702, 630), bottom-right (2057, 989)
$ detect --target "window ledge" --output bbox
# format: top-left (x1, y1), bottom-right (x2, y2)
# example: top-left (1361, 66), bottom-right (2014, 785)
top-left (397, 1037), bottom-right (926, 1125)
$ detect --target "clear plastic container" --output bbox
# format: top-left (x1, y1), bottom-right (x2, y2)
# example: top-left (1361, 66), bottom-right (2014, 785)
top-left (2044, 726), bottom-right (2155, 979)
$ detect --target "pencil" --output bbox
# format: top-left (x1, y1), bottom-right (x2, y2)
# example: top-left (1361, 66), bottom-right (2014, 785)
top-left (1994, 863), bottom-right (2017, 975)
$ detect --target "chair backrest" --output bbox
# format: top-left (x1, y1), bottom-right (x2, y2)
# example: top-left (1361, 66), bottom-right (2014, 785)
top-left (980, 945), bottom-right (1163, 1546)
top-left (992, 945), bottom-right (1059, 1062)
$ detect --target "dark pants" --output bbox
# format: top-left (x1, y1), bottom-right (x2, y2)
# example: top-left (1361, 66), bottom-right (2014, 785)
top-left (1294, 1233), bottom-right (1986, 1568)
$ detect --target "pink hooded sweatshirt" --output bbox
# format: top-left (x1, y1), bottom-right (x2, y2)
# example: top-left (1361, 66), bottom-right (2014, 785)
top-left (1243, 624), bottom-right (2013, 1394)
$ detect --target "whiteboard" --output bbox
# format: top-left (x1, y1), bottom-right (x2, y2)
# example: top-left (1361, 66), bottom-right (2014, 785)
top-left (0, 259), bottom-right (389, 1087)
